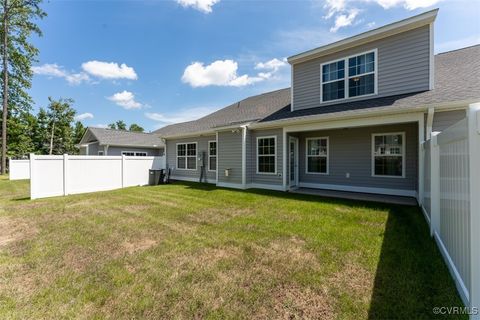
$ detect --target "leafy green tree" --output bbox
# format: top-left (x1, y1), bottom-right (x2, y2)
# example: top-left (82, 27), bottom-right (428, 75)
top-left (45, 97), bottom-right (76, 155)
top-left (73, 121), bottom-right (85, 145)
top-left (31, 107), bottom-right (49, 154)
top-left (6, 110), bottom-right (35, 158)
top-left (108, 120), bottom-right (127, 130)
top-left (1, 0), bottom-right (46, 173)
top-left (129, 123), bottom-right (144, 132)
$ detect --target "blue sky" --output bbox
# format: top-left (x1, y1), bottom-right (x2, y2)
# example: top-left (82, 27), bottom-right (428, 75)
top-left (29, 0), bottom-right (480, 131)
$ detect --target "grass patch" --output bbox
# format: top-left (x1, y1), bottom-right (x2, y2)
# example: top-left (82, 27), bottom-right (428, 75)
top-left (0, 176), bottom-right (464, 319)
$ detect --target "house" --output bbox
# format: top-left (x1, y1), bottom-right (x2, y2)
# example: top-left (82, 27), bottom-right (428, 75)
top-left (78, 127), bottom-right (165, 156)
top-left (154, 9), bottom-right (480, 202)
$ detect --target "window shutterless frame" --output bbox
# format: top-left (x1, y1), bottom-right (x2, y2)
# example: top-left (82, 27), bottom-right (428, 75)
top-left (121, 151), bottom-right (135, 156)
top-left (256, 135), bottom-right (277, 175)
top-left (135, 152), bottom-right (147, 156)
top-left (208, 140), bottom-right (217, 172)
top-left (305, 137), bottom-right (329, 175)
top-left (176, 142), bottom-right (197, 171)
top-left (98, 151), bottom-right (104, 156)
top-left (371, 132), bottom-right (406, 178)
top-left (320, 48), bottom-right (378, 104)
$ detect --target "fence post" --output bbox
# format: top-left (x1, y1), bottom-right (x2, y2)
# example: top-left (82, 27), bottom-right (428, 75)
top-left (468, 103), bottom-right (480, 318)
top-left (430, 132), bottom-right (440, 237)
top-left (29, 153), bottom-right (36, 199)
top-left (121, 154), bottom-right (126, 188)
top-left (63, 154), bottom-right (69, 196)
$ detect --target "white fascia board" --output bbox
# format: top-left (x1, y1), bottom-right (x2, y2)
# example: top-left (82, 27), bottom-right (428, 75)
top-left (288, 9), bottom-right (438, 65)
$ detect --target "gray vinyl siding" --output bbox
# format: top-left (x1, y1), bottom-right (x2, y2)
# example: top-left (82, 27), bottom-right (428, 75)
top-left (249, 129), bottom-right (283, 186)
top-left (217, 131), bottom-right (242, 184)
top-left (295, 123), bottom-right (418, 191)
top-left (433, 109), bottom-right (466, 132)
top-left (106, 146), bottom-right (163, 156)
top-left (292, 25), bottom-right (430, 111)
top-left (87, 142), bottom-right (100, 155)
top-left (166, 136), bottom-right (216, 183)
top-left (79, 146), bottom-right (87, 155)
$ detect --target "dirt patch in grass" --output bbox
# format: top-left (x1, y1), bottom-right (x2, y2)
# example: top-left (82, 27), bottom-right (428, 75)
top-left (0, 217), bottom-right (37, 248)
top-left (63, 246), bottom-right (95, 273)
top-left (122, 238), bottom-right (157, 255)
top-left (255, 284), bottom-right (335, 320)
top-left (330, 256), bottom-right (374, 302)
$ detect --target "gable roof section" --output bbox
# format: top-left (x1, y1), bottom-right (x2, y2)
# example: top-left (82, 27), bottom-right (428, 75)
top-left (154, 88), bottom-right (291, 137)
top-left (155, 45), bottom-right (480, 138)
top-left (80, 127), bottom-right (164, 148)
top-left (288, 9), bottom-right (438, 65)
top-left (258, 45), bottom-right (480, 126)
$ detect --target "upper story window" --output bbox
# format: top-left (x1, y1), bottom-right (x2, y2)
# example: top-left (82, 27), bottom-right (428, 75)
top-left (321, 49), bottom-right (377, 103)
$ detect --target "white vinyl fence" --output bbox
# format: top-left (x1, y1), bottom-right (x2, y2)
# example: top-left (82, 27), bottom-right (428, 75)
top-left (9, 159), bottom-right (30, 180)
top-left (30, 154), bottom-right (166, 200)
top-left (421, 103), bottom-right (480, 318)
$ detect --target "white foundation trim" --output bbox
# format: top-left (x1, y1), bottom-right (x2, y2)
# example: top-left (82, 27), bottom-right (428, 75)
top-left (297, 182), bottom-right (416, 197)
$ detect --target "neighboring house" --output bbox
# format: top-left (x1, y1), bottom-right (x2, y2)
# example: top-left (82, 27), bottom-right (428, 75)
top-left (154, 9), bottom-right (479, 201)
top-left (78, 127), bottom-right (165, 156)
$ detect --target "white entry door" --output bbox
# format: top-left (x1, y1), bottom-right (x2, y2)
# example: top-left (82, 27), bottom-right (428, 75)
top-left (289, 137), bottom-right (299, 188)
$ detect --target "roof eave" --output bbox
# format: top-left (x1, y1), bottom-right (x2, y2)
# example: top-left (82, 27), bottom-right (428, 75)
top-left (287, 9), bottom-right (438, 65)
top-left (248, 98), bottom-right (477, 130)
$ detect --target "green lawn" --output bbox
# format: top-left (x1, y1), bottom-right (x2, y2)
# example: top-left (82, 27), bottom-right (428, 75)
top-left (0, 176), bottom-right (464, 319)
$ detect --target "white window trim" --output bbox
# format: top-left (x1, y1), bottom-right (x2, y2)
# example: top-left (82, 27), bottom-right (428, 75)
top-left (256, 135), bottom-right (277, 175)
top-left (371, 132), bottom-right (406, 178)
top-left (121, 151), bottom-right (135, 156)
top-left (176, 142), bottom-right (197, 171)
top-left (98, 151), bottom-right (104, 156)
top-left (208, 140), bottom-right (217, 172)
top-left (320, 48), bottom-right (378, 104)
top-left (305, 137), bottom-right (329, 175)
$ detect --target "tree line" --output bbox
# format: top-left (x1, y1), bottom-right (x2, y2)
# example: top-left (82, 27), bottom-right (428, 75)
top-left (1, 1), bottom-right (144, 171)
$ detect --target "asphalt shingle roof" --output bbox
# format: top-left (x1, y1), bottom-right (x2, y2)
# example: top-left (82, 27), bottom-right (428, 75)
top-left (86, 127), bottom-right (164, 148)
top-left (155, 45), bottom-right (480, 137)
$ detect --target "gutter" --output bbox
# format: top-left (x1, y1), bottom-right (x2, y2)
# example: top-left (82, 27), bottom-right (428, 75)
top-left (248, 99), bottom-right (478, 130)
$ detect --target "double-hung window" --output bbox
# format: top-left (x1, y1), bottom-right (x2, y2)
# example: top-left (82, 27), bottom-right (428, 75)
top-left (177, 143), bottom-right (197, 170)
top-left (257, 136), bottom-right (276, 174)
top-left (321, 49), bottom-right (376, 102)
top-left (306, 137), bottom-right (329, 174)
top-left (208, 141), bottom-right (217, 171)
top-left (135, 152), bottom-right (147, 156)
top-left (122, 151), bottom-right (135, 156)
top-left (372, 133), bottom-right (405, 177)
top-left (322, 60), bottom-right (345, 102)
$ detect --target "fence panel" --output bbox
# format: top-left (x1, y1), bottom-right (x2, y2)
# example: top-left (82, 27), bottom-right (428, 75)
top-left (9, 159), bottom-right (30, 180)
top-left (30, 154), bottom-right (165, 199)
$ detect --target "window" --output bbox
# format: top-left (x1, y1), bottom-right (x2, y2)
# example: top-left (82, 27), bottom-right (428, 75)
top-left (208, 141), bottom-right (217, 171)
top-left (320, 49), bottom-right (376, 103)
top-left (322, 60), bottom-right (345, 102)
top-left (257, 136), bottom-right (276, 174)
top-left (135, 152), bottom-right (147, 156)
top-left (122, 151), bottom-right (135, 156)
top-left (306, 137), bottom-right (329, 174)
top-left (348, 52), bottom-right (375, 97)
top-left (372, 133), bottom-right (405, 177)
top-left (98, 151), bottom-right (104, 156)
top-left (177, 143), bottom-right (197, 170)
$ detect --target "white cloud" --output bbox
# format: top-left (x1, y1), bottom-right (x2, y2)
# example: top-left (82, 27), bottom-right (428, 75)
top-left (330, 9), bottom-right (359, 32)
top-left (32, 63), bottom-right (90, 85)
top-left (94, 124), bottom-right (109, 129)
top-left (182, 58), bottom-right (287, 88)
top-left (366, 21), bottom-right (376, 28)
top-left (74, 112), bottom-right (94, 121)
top-left (108, 91), bottom-right (142, 109)
top-left (145, 106), bottom-right (220, 126)
top-left (176, 0), bottom-right (219, 13)
top-left (81, 61), bottom-right (138, 80)
top-left (373, 0), bottom-right (441, 10)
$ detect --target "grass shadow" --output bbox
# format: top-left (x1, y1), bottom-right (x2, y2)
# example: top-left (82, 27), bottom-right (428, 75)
top-left (367, 206), bottom-right (466, 319)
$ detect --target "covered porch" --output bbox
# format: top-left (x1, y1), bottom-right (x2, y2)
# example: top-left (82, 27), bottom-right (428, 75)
top-left (280, 112), bottom-right (425, 204)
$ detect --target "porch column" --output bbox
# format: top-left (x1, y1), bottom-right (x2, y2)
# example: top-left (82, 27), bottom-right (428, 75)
top-left (418, 113), bottom-right (425, 206)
